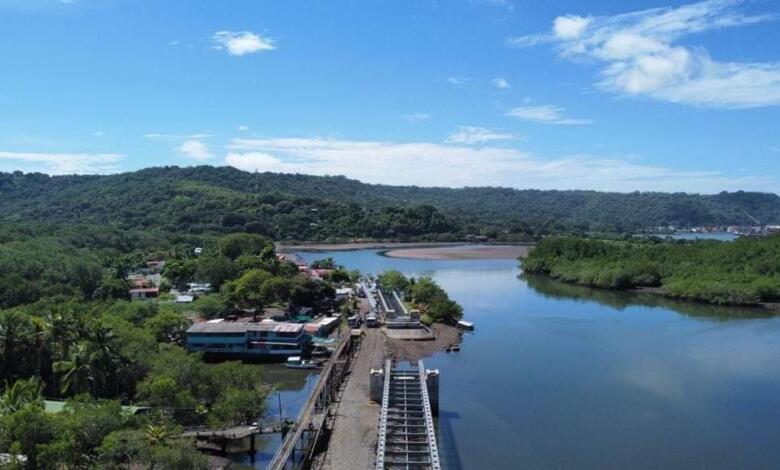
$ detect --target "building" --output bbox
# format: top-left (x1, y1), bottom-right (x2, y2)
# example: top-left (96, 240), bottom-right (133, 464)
top-left (335, 287), bottom-right (353, 302)
top-left (303, 316), bottom-right (340, 337)
top-left (185, 319), bottom-right (310, 358)
top-left (129, 287), bottom-right (159, 300)
top-left (186, 282), bottom-right (213, 294)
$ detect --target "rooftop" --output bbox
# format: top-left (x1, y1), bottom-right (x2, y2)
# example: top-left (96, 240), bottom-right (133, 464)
top-left (187, 321), bottom-right (304, 335)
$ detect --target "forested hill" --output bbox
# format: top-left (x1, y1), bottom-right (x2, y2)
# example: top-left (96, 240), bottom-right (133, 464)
top-left (1, 166), bottom-right (779, 240)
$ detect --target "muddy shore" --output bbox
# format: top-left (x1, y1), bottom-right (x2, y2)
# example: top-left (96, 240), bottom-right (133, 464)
top-left (384, 244), bottom-right (532, 260)
top-left (385, 323), bottom-right (462, 361)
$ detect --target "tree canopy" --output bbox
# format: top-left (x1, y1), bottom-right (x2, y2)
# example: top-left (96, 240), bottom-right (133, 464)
top-left (522, 235), bottom-right (780, 305)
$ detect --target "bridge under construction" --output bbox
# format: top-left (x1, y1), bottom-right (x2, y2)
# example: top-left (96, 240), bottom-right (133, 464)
top-left (375, 359), bottom-right (440, 470)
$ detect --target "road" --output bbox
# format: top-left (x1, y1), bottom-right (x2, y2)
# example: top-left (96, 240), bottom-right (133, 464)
top-left (320, 327), bottom-right (387, 470)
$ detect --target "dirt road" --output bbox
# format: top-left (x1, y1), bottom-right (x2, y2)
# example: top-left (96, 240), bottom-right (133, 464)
top-left (320, 328), bottom-right (387, 470)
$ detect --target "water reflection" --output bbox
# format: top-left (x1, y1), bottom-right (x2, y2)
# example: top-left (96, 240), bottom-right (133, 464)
top-left (522, 272), bottom-right (774, 319)
top-left (279, 249), bottom-right (780, 469)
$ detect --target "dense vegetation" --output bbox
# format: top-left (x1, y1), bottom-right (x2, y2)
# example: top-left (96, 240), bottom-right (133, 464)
top-left (377, 270), bottom-right (464, 325)
top-left (522, 235), bottom-right (780, 306)
top-left (1, 165), bottom-right (778, 465)
top-left (0, 232), bottom-right (339, 468)
top-left (3, 167), bottom-right (779, 241)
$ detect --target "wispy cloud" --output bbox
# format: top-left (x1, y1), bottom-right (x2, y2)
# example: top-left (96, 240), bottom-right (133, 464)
top-left (446, 76), bottom-right (470, 87)
top-left (402, 113), bottom-right (431, 124)
top-left (212, 31), bottom-right (276, 56)
top-left (177, 139), bottom-right (213, 161)
top-left (493, 77), bottom-right (511, 89)
top-left (237, 125), bottom-right (249, 132)
top-left (507, 0), bottom-right (780, 108)
top-left (506, 105), bottom-right (592, 125)
top-left (0, 151), bottom-right (123, 174)
top-left (144, 132), bottom-right (211, 141)
top-left (223, 136), bottom-right (768, 192)
top-left (445, 126), bottom-right (519, 145)
top-left (474, 0), bottom-right (514, 10)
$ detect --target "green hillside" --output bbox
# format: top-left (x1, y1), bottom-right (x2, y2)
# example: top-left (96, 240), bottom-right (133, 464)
top-left (2, 166), bottom-right (779, 242)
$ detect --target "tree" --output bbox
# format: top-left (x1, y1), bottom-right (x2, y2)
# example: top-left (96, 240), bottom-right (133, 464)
top-left (427, 296), bottom-right (463, 325)
top-left (290, 278), bottom-right (335, 308)
top-left (411, 277), bottom-right (442, 304)
top-left (192, 294), bottom-right (227, 319)
top-left (0, 377), bottom-right (44, 416)
top-left (227, 269), bottom-right (274, 319)
top-left (92, 276), bottom-right (130, 301)
top-left (144, 310), bottom-right (189, 344)
top-left (377, 270), bottom-right (410, 294)
top-left (310, 258), bottom-right (336, 269)
top-left (0, 407), bottom-right (56, 469)
top-left (54, 323), bottom-right (121, 397)
top-left (209, 388), bottom-right (266, 427)
top-left (97, 429), bottom-right (152, 467)
top-left (218, 233), bottom-right (274, 261)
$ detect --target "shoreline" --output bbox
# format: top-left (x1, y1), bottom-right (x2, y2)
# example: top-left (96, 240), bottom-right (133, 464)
top-left (631, 285), bottom-right (780, 313)
top-left (528, 272), bottom-right (780, 313)
top-left (277, 241), bottom-right (533, 254)
top-left (383, 244), bottom-right (532, 260)
top-left (278, 241), bottom-right (535, 260)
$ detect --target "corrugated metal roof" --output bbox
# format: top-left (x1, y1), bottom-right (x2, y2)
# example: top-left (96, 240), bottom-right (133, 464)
top-left (187, 321), bottom-right (304, 334)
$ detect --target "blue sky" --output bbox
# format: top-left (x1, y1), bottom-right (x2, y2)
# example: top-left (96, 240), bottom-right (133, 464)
top-left (0, 0), bottom-right (778, 193)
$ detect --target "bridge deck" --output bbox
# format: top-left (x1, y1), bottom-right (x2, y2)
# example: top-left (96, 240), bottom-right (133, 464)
top-left (376, 360), bottom-right (440, 470)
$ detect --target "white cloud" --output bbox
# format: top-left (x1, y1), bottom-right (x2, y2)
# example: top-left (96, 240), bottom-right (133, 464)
top-left (212, 31), bottom-right (276, 56)
top-left (493, 77), bottom-right (511, 89)
top-left (553, 15), bottom-right (591, 39)
top-left (177, 139), bottom-right (213, 161)
top-left (445, 126), bottom-right (518, 145)
top-left (0, 151), bottom-right (123, 174)
top-left (237, 125), bottom-right (249, 132)
top-left (506, 105), bottom-right (592, 125)
top-left (402, 113), bottom-right (431, 124)
top-left (92, 131), bottom-right (104, 137)
top-left (446, 76), bottom-right (470, 86)
top-left (223, 136), bottom-right (769, 192)
top-left (509, 0), bottom-right (780, 108)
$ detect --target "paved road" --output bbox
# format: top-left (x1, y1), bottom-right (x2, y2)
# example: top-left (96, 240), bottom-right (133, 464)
top-left (320, 327), bottom-right (387, 470)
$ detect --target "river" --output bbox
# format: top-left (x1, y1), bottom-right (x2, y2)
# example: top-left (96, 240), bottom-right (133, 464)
top-left (237, 248), bottom-right (780, 469)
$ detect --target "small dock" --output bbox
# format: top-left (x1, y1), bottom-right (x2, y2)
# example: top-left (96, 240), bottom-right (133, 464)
top-left (183, 424), bottom-right (285, 454)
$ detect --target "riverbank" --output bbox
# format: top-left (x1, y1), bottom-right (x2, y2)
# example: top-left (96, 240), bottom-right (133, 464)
top-left (386, 323), bottom-right (462, 361)
top-left (631, 286), bottom-right (780, 312)
top-left (277, 241), bottom-right (534, 256)
top-left (277, 241), bottom-right (461, 252)
top-left (384, 244), bottom-right (532, 260)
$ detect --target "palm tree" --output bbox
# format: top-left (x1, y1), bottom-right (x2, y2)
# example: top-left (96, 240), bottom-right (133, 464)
top-left (146, 424), bottom-right (173, 447)
top-left (42, 306), bottom-right (79, 362)
top-left (0, 377), bottom-right (44, 415)
top-left (54, 322), bottom-right (121, 397)
top-left (54, 341), bottom-right (100, 395)
top-left (0, 311), bottom-right (36, 381)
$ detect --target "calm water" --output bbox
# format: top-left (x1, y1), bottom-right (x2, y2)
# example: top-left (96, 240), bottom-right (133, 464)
top-left (291, 249), bottom-right (780, 470)
top-left (645, 232), bottom-right (740, 241)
